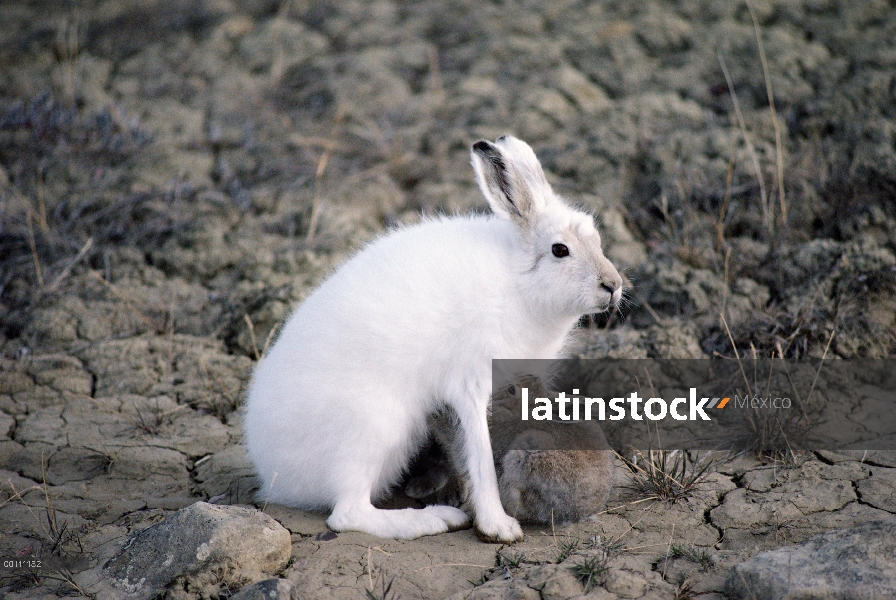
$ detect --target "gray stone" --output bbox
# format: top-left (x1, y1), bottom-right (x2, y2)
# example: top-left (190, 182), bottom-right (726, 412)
top-left (527, 564), bottom-right (584, 599)
top-left (33, 367), bottom-right (93, 395)
top-left (0, 411), bottom-right (13, 438)
top-left (855, 467), bottom-right (896, 514)
top-left (710, 479), bottom-right (856, 530)
top-left (554, 64), bottom-right (612, 115)
top-left (238, 18), bottom-right (328, 74)
top-left (194, 443), bottom-right (259, 503)
top-left (93, 502), bottom-right (290, 600)
top-left (261, 504), bottom-right (328, 536)
top-left (578, 590), bottom-right (619, 600)
top-left (0, 372), bottom-right (33, 395)
top-left (231, 578), bottom-right (298, 600)
top-left (605, 569), bottom-right (647, 598)
top-left (458, 581), bottom-right (541, 600)
top-left (864, 451), bottom-right (896, 468)
top-left (726, 518), bottom-right (896, 600)
top-left (542, 569), bottom-right (586, 600)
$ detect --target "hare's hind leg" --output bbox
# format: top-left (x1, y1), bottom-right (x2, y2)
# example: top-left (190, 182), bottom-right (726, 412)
top-left (328, 493), bottom-right (470, 539)
top-left (325, 413), bottom-right (470, 539)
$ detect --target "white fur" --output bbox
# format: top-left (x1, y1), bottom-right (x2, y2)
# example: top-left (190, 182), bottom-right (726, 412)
top-left (244, 136), bottom-right (622, 542)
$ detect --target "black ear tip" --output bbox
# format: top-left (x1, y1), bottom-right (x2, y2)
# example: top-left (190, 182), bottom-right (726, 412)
top-left (472, 140), bottom-right (493, 154)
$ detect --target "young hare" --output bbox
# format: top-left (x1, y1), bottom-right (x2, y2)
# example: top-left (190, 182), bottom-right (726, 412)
top-left (493, 377), bottom-right (615, 524)
top-left (405, 376), bottom-right (615, 525)
top-left (245, 135), bottom-right (622, 542)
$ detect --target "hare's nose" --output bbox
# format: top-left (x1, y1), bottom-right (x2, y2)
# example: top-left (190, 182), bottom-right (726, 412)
top-left (601, 279), bottom-right (623, 306)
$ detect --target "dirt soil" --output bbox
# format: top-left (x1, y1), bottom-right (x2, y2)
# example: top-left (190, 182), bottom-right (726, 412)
top-left (1, 0), bottom-right (895, 598)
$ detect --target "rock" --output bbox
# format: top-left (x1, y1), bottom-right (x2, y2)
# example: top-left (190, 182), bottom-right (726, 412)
top-left (43, 446), bottom-right (113, 485)
top-left (0, 500), bottom-right (90, 534)
top-left (0, 439), bottom-right (23, 466)
top-left (542, 570), bottom-right (586, 600)
top-left (855, 467), bottom-right (896, 513)
top-left (864, 451), bottom-right (896, 468)
top-left (578, 589), bottom-right (619, 599)
top-left (261, 504), bottom-right (328, 536)
top-left (11, 386), bottom-right (62, 412)
top-left (0, 411), bottom-right (13, 438)
top-left (601, 208), bottom-right (648, 270)
top-left (710, 479), bottom-right (856, 531)
top-left (527, 564), bottom-right (584, 599)
top-left (238, 18), bottom-right (328, 74)
top-left (86, 502), bottom-right (290, 600)
top-left (34, 367), bottom-right (93, 395)
top-left (0, 372), bottom-right (34, 395)
top-left (726, 518), bottom-right (896, 600)
top-left (555, 64), bottom-right (612, 114)
top-left (646, 322), bottom-right (705, 358)
top-left (605, 569), bottom-right (647, 598)
top-left (231, 578), bottom-right (298, 600)
top-left (453, 581), bottom-right (541, 600)
top-left (194, 444), bottom-right (259, 503)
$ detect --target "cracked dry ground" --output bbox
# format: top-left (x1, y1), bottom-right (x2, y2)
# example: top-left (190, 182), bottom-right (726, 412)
top-left (2, 0), bottom-right (896, 598)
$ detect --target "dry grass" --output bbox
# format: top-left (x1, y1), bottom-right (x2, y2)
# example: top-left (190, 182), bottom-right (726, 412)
top-left (570, 554), bottom-right (610, 592)
top-left (746, 0), bottom-right (787, 228)
top-left (365, 575), bottom-right (399, 600)
top-left (672, 577), bottom-right (698, 600)
top-left (616, 449), bottom-right (713, 504)
top-left (0, 467), bottom-right (92, 597)
top-left (709, 321), bottom-right (832, 460)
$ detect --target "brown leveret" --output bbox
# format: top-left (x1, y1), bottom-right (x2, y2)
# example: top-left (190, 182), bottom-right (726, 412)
top-left (404, 376), bottom-right (615, 525)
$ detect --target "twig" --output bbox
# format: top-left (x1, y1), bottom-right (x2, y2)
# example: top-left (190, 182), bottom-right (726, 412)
top-left (43, 568), bottom-right (95, 598)
top-left (717, 51), bottom-right (770, 235)
top-left (41, 451), bottom-right (58, 537)
top-left (628, 286), bottom-right (663, 325)
top-left (594, 496), bottom-right (657, 514)
top-left (428, 45), bottom-right (445, 105)
top-left (662, 523), bottom-right (675, 581)
top-left (260, 471), bottom-right (278, 513)
top-left (747, 0), bottom-right (786, 226)
top-left (199, 354), bottom-right (239, 415)
top-left (716, 148), bottom-right (735, 250)
top-left (286, 135), bottom-right (350, 152)
top-left (243, 313), bottom-right (261, 361)
top-left (721, 312), bottom-right (753, 399)
top-left (411, 562), bottom-right (494, 573)
top-left (261, 323), bottom-right (279, 358)
top-left (805, 328), bottom-right (836, 405)
top-left (551, 508), bottom-right (557, 549)
top-left (0, 479), bottom-right (44, 517)
top-left (44, 237), bottom-right (94, 293)
top-left (87, 269), bottom-right (155, 330)
top-left (774, 413), bottom-right (796, 461)
top-left (35, 170), bottom-right (48, 232)
top-left (26, 210), bottom-right (44, 288)
top-left (305, 108), bottom-right (345, 245)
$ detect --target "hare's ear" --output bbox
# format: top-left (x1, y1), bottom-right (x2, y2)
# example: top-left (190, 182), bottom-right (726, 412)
top-left (471, 136), bottom-right (549, 227)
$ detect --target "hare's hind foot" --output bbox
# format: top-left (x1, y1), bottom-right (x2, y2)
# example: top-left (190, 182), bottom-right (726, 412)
top-left (327, 500), bottom-right (470, 540)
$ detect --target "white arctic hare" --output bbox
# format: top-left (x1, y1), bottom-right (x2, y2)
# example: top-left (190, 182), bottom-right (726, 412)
top-left (244, 135), bottom-right (623, 542)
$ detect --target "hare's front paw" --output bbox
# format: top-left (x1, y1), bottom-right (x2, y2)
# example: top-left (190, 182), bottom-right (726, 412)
top-left (424, 505), bottom-right (472, 531)
top-left (475, 512), bottom-right (523, 543)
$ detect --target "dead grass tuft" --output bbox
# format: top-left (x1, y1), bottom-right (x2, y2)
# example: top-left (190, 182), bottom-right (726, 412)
top-left (616, 449), bottom-right (713, 504)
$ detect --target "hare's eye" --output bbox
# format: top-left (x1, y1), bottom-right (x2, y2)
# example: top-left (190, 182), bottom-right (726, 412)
top-left (552, 243), bottom-right (570, 258)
